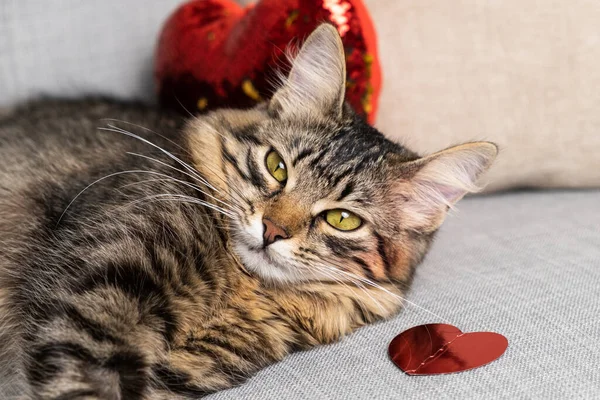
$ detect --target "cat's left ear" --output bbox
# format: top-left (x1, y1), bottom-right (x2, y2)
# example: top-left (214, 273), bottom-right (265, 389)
top-left (390, 142), bottom-right (498, 231)
top-left (269, 24), bottom-right (346, 119)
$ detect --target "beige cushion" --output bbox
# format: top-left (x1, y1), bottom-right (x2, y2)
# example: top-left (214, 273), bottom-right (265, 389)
top-left (369, 0), bottom-right (600, 191)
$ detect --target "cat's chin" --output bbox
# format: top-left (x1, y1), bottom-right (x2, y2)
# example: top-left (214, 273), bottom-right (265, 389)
top-left (233, 242), bottom-right (302, 285)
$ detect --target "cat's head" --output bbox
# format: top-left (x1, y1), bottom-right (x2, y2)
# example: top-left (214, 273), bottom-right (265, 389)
top-left (187, 24), bottom-right (497, 286)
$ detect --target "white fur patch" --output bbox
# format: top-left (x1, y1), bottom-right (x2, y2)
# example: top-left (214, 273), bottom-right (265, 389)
top-left (233, 212), bottom-right (305, 284)
top-left (233, 242), bottom-right (293, 283)
top-left (246, 214), bottom-right (264, 244)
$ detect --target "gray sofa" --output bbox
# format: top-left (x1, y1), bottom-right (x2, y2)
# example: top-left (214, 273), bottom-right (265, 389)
top-left (2, 1), bottom-right (599, 398)
top-left (212, 190), bottom-right (600, 399)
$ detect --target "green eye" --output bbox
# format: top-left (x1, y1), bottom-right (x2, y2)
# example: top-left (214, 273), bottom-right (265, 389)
top-left (325, 209), bottom-right (362, 231)
top-left (266, 150), bottom-right (287, 183)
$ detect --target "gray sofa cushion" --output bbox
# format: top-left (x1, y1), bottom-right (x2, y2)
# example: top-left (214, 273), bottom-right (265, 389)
top-left (0, 0), bottom-right (181, 107)
top-left (208, 190), bottom-right (600, 399)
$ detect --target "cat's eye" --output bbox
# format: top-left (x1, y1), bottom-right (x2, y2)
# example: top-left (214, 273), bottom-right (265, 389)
top-left (266, 150), bottom-right (287, 183)
top-left (325, 209), bottom-right (362, 231)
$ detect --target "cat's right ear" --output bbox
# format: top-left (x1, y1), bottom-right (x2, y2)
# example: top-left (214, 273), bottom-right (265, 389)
top-left (389, 142), bottom-right (498, 231)
top-left (269, 24), bottom-right (346, 119)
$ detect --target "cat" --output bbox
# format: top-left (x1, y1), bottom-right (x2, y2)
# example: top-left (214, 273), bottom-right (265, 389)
top-left (0, 24), bottom-right (497, 399)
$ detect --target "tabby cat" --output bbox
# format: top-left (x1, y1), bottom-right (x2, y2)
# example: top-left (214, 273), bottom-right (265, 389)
top-left (0, 25), bottom-right (497, 399)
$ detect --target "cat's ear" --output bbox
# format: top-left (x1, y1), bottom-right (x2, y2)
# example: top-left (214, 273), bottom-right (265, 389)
top-left (269, 24), bottom-right (346, 119)
top-left (391, 142), bottom-right (498, 231)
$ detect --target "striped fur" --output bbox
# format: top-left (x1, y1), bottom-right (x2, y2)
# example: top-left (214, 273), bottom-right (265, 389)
top-left (0, 25), bottom-right (496, 399)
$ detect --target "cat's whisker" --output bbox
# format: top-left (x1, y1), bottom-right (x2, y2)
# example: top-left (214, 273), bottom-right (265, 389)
top-left (318, 253), bottom-right (407, 291)
top-left (125, 152), bottom-right (223, 197)
top-left (121, 137), bottom-right (251, 216)
top-left (295, 253), bottom-right (388, 316)
top-left (117, 176), bottom-right (243, 214)
top-left (118, 177), bottom-right (174, 190)
top-left (152, 174), bottom-right (241, 213)
top-left (124, 139), bottom-right (248, 214)
top-left (195, 160), bottom-right (248, 201)
top-left (101, 118), bottom-right (191, 155)
top-left (311, 264), bottom-right (388, 315)
top-left (173, 96), bottom-right (232, 143)
top-left (57, 169), bottom-right (156, 225)
top-left (127, 152), bottom-right (249, 217)
top-left (320, 263), bottom-right (451, 324)
top-left (174, 95), bottom-right (196, 119)
top-left (310, 264), bottom-right (387, 315)
top-left (322, 255), bottom-right (413, 293)
top-left (99, 125), bottom-right (220, 193)
top-left (124, 193), bottom-right (235, 218)
top-left (57, 169), bottom-right (240, 226)
top-left (152, 194), bottom-right (235, 218)
top-left (119, 160), bottom-right (243, 213)
top-left (191, 161), bottom-right (255, 216)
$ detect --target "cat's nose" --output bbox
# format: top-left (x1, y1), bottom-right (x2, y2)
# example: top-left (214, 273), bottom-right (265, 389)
top-left (262, 218), bottom-right (290, 246)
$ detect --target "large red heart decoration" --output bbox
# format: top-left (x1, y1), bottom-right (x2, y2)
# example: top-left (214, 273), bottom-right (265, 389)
top-left (155, 0), bottom-right (381, 123)
top-left (389, 324), bottom-right (508, 375)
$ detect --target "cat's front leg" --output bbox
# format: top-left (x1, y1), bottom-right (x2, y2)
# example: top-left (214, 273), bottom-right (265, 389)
top-left (23, 291), bottom-right (297, 399)
top-left (154, 302), bottom-right (305, 398)
top-left (23, 291), bottom-right (155, 399)
top-left (21, 284), bottom-right (224, 400)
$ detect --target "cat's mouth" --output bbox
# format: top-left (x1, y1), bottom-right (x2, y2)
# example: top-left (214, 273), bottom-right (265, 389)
top-left (245, 244), bottom-right (275, 262)
top-left (243, 243), bottom-right (277, 263)
top-left (233, 241), bottom-right (298, 283)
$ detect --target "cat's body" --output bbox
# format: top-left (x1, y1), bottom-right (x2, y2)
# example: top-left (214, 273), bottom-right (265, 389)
top-left (0, 26), bottom-right (496, 399)
top-left (0, 99), bottom-right (402, 399)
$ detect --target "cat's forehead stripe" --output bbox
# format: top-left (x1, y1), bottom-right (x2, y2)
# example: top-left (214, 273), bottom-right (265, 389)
top-left (303, 142), bottom-right (387, 189)
top-left (302, 121), bottom-right (399, 168)
top-left (336, 182), bottom-right (354, 201)
top-left (291, 148), bottom-right (314, 167)
top-left (231, 123), bottom-right (262, 145)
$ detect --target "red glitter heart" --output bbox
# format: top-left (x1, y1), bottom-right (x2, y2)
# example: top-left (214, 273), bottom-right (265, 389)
top-left (389, 324), bottom-right (508, 375)
top-left (155, 0), bottom-right (381, 123)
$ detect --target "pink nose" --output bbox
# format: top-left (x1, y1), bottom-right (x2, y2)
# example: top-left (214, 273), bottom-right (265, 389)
top-left (262, 218), bottom-right (289, 246)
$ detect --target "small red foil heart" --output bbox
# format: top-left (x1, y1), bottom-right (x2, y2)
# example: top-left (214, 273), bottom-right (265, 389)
top-left (389, 324), bottom-right (508, 375)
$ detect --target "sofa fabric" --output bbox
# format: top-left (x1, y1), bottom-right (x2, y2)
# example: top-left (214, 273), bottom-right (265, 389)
top-left (0, 0), bottom-right (181, 106)
top-left (208, 190), bottom-right (600, 399)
